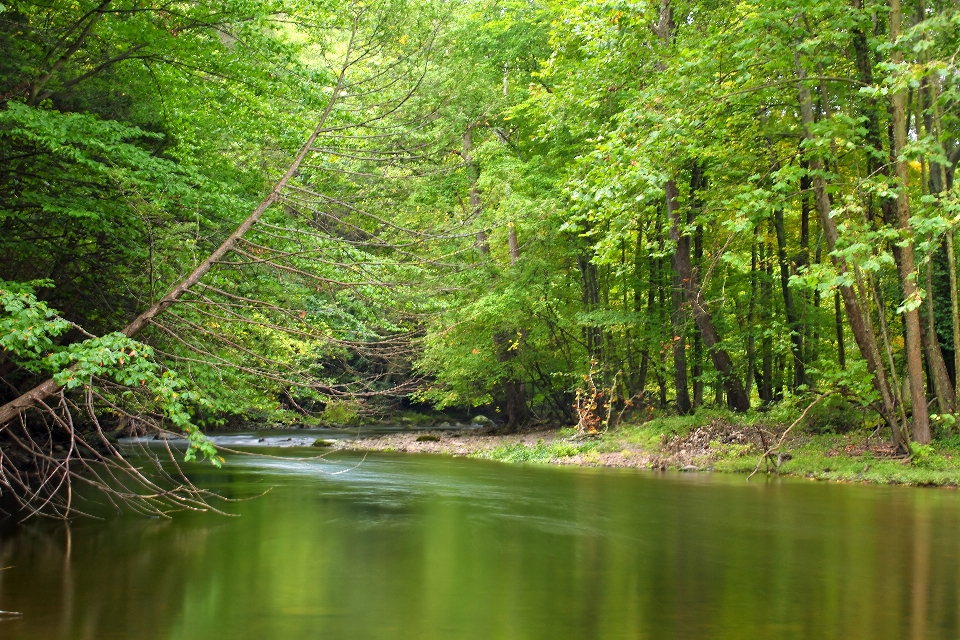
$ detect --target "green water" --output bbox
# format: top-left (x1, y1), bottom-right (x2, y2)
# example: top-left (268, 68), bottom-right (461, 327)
top-left (1, 449), bottom-right (959, 639)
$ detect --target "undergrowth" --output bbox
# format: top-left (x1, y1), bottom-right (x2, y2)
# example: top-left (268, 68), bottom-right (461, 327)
top-left (479, 407), bottom-right (960, 486)
top-left (475, 439), bottom-right (598, 464)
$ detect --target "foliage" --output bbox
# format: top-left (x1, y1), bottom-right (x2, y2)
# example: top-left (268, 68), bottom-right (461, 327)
top-left (321, 399), bottom-right (362, 426)
top-left (801, 396), bottom-right (868, 435)
top-left (477, 439), bottom-right (597, 464)
top-left (3, 0), bottom-right (960, 513)
top-left (0, 280), bottom-right (72, 369)
top-left (0, 279), bottom-right (221, 465)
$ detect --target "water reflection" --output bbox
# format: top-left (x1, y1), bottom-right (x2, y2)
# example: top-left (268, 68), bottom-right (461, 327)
top-left (1, 452), bottom-right (960, 639)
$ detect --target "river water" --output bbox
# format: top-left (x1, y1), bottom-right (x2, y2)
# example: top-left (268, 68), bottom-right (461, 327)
top-left (1, 440), bottom-right (959, 639)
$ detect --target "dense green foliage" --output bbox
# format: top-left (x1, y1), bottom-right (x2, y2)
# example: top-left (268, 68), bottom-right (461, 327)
top-left (2, 0), bottom-right (960, 502)
top-left (411, 0), bottom-right (960, 449)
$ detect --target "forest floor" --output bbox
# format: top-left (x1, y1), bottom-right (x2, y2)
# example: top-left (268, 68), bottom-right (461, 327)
top-left (334, 411), bottom-right (960, 487)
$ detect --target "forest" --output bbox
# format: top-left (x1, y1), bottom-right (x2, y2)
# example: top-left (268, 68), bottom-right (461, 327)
top-left (1, 0), bottom-right (960, 516)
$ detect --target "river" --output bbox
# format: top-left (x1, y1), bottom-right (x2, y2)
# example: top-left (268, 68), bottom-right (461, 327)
top-left (1, 436), bottom-right (959, 639)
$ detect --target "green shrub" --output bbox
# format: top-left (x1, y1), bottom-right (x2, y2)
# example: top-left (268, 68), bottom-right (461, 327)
top-left (908, 442), bottom-right (950, 470)
top-left (802, 396), bottom-right (864, 434)
top-left (480, 439), bottom-right (596, 463)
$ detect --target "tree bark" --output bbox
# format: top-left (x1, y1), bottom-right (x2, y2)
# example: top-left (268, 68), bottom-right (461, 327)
top-left (462, 128), bottom-right (490, 256)
top-left (835, 292), bottom-right (846, 370)
top-left (922, 257), bottom-right (955, 413)
top-left (949, 231), bottom-right (960, 400)
top-left (692, 222), bottom-right (704, 407)
top-left (669, 181), bottom-right (691, 415)
top-left (794, 45), bottom-right (902, 445)
top-left (508, 222), bottom-right (519, 264)
top-left (494, 331), bottom-right (529, 428)
top-left (666, 179), bottom-right (749, 412)
top-left (772, 208), bottom-right (805, 388)
top-left (920, 76), bottom-right (959, 411)
top-left (889, 0), bottom-right (930, 443)
top-left (855, 0), bottom-right (952, 423)
top-left (746, 237), bottom-right (758, 399)
top-left (760, 241), bottom-right (774, 405)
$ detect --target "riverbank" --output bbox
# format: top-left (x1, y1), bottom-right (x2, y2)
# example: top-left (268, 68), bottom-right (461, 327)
top-left (334, 412), bottom-right (960, 487)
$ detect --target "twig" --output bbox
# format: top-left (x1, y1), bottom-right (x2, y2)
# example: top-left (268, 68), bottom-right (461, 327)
top-left (747, 394), bottom-right (830, 481)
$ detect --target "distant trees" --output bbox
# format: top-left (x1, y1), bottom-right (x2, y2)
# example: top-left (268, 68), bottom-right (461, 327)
top-left (415, 0), bottom-right (960, 446)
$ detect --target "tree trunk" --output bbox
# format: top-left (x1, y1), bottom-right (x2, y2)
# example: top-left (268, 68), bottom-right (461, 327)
top-left (669, 182), bottom-right (691, 415)
top-left (835, 292), bottom-right (846, 370)
top-left (949, 231), bottom-right (960, 401)
top-left (666, 179), bottom-right (749, 412)
top-left (656, 257), bottom-right (668, 408)
top-left (760, 240), bottom-right (774, 405)
top-left (922, 241), bottom-right (956, 414)
top-left (773, 207), bottom-right (805, 388)
top-left (692, 223), bottom-right (704, 407)
top-left (890, 0), bottom-right (930, 443)
top-left (462, 128), bottom-right (490, 256)
top-left (578, 255), bottom-right (602, 361)
top-left (494, 331), bottom-right (529, 428)
top-left (920, 75), bottom-right (959, 411)
top-left (794, 45), bottom-right (902, 445)
top-left (746, 238), bottom-right (758, 399)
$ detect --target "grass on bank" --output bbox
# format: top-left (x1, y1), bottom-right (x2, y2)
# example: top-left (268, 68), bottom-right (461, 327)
top-left (475, 401), bottom-right (960, 487)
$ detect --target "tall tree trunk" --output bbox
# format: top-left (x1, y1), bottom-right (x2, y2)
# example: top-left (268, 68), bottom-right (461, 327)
top-left (919, 76), bottom-right (960, 411)
top-left (835, 292), bottom-right (846, 370)
top-left (889, 0), bottom-right (930, 443)
top-left (635, 231), bottom-right (654, 399)
top-left (670, 280), bottom-right (691, 414)
top-left (794, 45), bottom-right (902, 445)
top-left (799, 170), bottom-right (813, 380)
top-left (666, 179), bottom-right (750, 412)
top-left (656, 257), bottom-right (668, 408)
top-left (692, 222), bottom-right (704, 407)
top-left (669, 181), bottom-right (691, 415)
top-left (746, 237), bottom-right (758, 399)
top-left (622, 241), bottom-right (637, 398)
top-left (760, 240), bottom-right (774, 405)
top-left (855, 0), bottom-right (951, 423)
top-left (773, 207), bottom-right (805, 389)
top-left (578, 254), bottom-right (602, 362)
top-left (949, 231), bottom-right (960, 400)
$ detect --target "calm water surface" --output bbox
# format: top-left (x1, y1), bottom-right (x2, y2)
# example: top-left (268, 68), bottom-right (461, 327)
top-left (1, 445), bottom-right (959, 639)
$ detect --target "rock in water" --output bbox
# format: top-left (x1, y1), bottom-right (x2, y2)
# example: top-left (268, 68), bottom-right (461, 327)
top-left (416, 434), bottom-right (440, 442)
top-left (312, 439), bottom-right (337, 448)
top-left (470, 415), bottom-right (492, 425)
